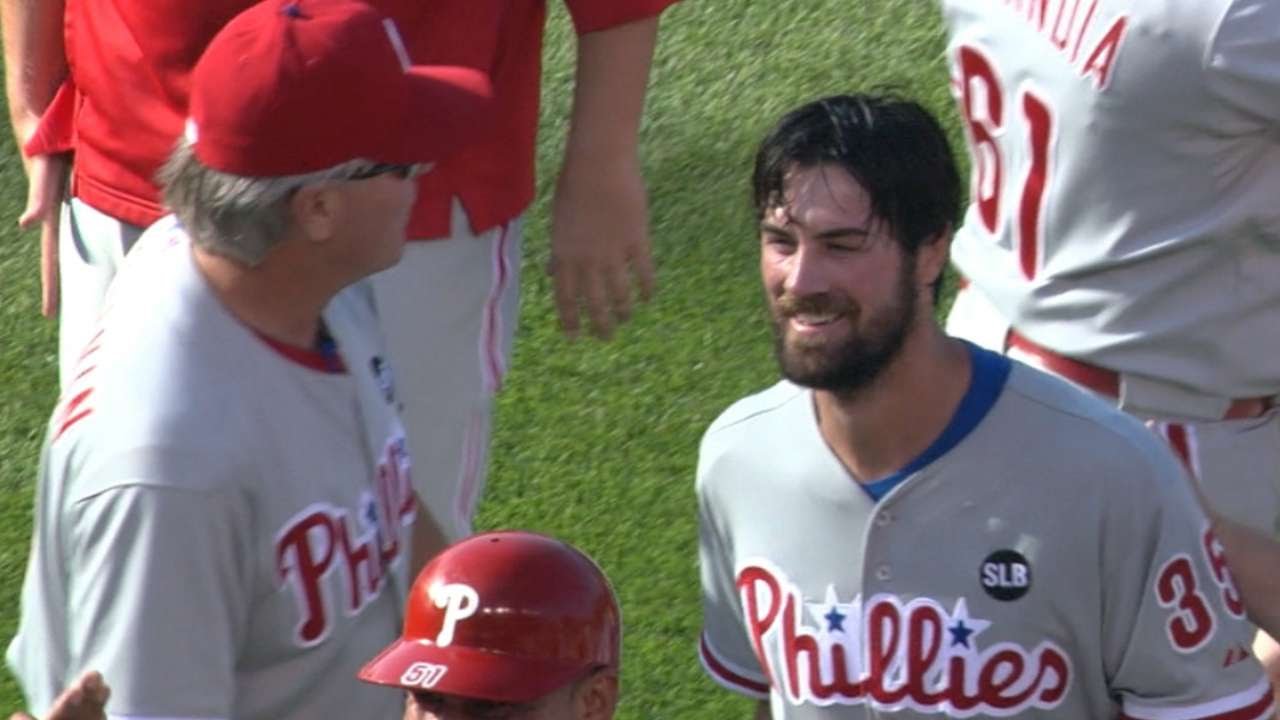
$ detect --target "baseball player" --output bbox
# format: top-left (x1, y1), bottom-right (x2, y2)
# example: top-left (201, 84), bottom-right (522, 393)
top-left (938, 0), bottom-right (1280, 674)
top-left (5, 2), bottom-right (491, 718)
top-left (697, 94), bottom-right (1275, 718)
top-left (14, 531), bottom-right (620, 720)
top-left (359, 530), bottom-right (621, 719)
top-left (373, 0), bottom-right (680, 543)
top-left (5, 0), bottom-right (680, 550)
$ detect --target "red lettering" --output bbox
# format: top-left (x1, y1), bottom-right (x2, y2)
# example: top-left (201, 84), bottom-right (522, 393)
top-left (1201, 528), bottom-right (1246, 618)
top-left (735, 564), bottom-right (1073, 713)
top-left (738, 566), bottom-right (782, 684)
top-left (867, 601), bottom-right (907, 704)
top-left (276, 510), bottom-right (337, 645)
top-left (1026, 0), bottom-right (1049, 30)
top-left (1155, 554), bottom-right (1216, 652)
top-left (978, 649), bottom-right (1028, 707)
top-left (1080, 16), bottom-right (1128, 90)
top-left (945, 655), bottom-right (980, 712)
top-left (1018, 91), bottom-right (1053, 279)
top-left (904, 604), bottom-right (946, 705)
top-left (1068, 0), bottom-right (1098, 62)
top-left (1047, 0), bottom-right (1079, 50)
top-left (1035, 646), bottom-right (1071, 703)
top-left (781, 593), bottom-right (826, 700)
top-left (333, 513), bottom-right (382, 611)
top-left (275, 489), bottom-right (411, 647)
top-left (957, 47), bottom-right (1004, 237)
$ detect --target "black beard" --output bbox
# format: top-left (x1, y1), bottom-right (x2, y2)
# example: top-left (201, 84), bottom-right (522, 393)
top-left (770, 254), bottom-right (917, 396)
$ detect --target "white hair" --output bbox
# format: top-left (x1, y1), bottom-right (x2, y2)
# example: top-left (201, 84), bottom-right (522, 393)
top-left (158, 139), bottom-right (380, 266)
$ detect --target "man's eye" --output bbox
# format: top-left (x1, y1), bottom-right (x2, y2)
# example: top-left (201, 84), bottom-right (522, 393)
top-left (412, 692), bottom-right (446, 711)
top-left (469, 701), bottom-right (527, 720)
top-left (828, 238), bottom-right (869, 253)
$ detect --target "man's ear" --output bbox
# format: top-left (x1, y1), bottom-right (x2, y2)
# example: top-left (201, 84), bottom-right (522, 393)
top-left (574, 669), bottom-right (619, 720)
top-left (917, 223), bottom-right (953, 291)
top-left (289, 184), bottom-right (343, 244)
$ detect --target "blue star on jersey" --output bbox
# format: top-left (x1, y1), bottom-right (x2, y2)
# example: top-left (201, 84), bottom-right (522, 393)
top-left (946, 597), bottom-right (991, 651)
top-left (806, 586), bottom-right (860, 636)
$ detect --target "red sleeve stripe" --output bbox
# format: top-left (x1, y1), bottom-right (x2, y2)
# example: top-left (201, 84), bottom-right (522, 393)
top-left (52, 387), bottom-right (95, 442)
top-left (1120, 677), bottom-right (1274, 720)
top-left (698, 632), bottom-right (770, 698)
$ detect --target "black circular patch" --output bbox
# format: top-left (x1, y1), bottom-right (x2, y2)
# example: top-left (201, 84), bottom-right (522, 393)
top-left (979, 549), bottom-right (1032, 601)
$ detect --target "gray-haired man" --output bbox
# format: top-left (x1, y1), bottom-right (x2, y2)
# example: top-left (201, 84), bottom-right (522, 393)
top-left (6, 1), bottom-right (492, 718)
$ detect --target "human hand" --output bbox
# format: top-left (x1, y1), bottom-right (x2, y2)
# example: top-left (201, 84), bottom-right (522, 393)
top-left (8, 670), bottom-right (109, 720)
top-left (547, 158), bottom-right (655, 341)
top-left (17, 152), bottom-right (68, 318)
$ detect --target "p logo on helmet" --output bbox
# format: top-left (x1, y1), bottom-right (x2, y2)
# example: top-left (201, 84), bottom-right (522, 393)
top-left (431, 583), bottom-right (479, 647)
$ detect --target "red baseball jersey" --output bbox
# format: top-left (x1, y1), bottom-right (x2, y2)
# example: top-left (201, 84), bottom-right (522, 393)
top-left (52, 0), bottom-right (678, 235)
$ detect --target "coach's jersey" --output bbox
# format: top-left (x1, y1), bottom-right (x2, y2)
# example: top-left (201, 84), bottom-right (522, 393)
top-left (942, 0), bottom-right (1280, 402)
top-left (7, 217), bottom-right (415, 720)
top-left (697, 346), bottom-right (1273, 718)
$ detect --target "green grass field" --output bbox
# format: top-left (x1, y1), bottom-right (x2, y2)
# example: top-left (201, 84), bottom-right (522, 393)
top-left (0, 2), bottom-right (961, 716)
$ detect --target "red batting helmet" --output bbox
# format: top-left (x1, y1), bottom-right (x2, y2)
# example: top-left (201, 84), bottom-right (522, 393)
top-left (358, 531), bottom-right (620, 703)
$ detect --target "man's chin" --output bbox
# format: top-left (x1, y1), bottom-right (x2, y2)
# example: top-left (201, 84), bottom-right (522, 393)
top-left (778, 351), bottom-right (842, 388)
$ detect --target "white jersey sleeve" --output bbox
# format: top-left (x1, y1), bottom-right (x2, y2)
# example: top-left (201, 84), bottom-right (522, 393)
top-left (696, 412), bottom-right (771, 701)
top-left (1102, 444), bottom-right (1273, 717)
top-left (65, 454), bottom-right (254, 719)
top-left (1206, 0), bottom-right (1280, 121)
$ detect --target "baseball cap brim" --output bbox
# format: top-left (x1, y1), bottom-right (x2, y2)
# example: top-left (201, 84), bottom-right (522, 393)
top-left (380, 65), bottom-right (494, 167)
top-left (358, 638), bottom-right (589, 703)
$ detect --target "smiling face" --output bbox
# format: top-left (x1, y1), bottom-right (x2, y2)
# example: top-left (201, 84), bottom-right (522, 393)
top-left (760, 163), bottom-right (922, 395)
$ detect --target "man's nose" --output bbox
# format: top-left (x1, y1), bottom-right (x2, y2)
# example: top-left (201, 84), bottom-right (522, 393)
top-left (784, 243), bottom-right (830, 297)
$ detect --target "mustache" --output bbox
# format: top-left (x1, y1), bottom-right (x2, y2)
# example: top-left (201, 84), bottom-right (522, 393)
top-left (774, 293), bottom-right (853, 317)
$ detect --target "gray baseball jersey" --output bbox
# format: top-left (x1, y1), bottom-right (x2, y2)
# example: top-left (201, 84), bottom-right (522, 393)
top-left (698, 345), bottom-right (1273, 718)
top-left (943, 0), bottom-right (1280, 409)
top-left (7, 217), bottom-right (415, 720)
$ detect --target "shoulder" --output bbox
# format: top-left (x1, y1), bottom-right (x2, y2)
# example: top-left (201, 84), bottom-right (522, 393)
top-left (703, 380), bottom-right (807, 442)
top-left (697, 381), bottom-right (808, 489)
top-left (50, 224), bottom-right (260, 497)
top-left (54, 443), bottom-right (257, 513)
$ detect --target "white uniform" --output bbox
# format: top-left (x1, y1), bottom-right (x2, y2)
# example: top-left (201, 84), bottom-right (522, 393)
top-left (941, 0), bottom-right (1280, 534)
top-left (7, 217), bottom-right (415, 720)
top-left (372, 200), bottom-right (522, 541)
top-left (698, 344), bottom-right (1273, 718)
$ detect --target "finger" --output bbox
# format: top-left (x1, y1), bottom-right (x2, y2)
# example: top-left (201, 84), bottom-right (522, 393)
top-left (604, 265), bottom-right (632, 327)
top-left (552, 261), bottom-right (581, 341)
top-left (82, 671), bottom-right (110, 704)
top-left (580, 270), bottom-right (614, 341)
top-left (45, 687), bottom-right (83, 717)
top-left (19, 157), bottom-right (59, 230)
top-left (632, 245), bottom-right (657, 303)
top-left (40, 214), bottom-right (60, 318)
top-left (18, 203), bottom-right (42, 230)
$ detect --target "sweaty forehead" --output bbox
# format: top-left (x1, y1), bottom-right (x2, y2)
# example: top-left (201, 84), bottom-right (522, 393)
top-left (765, 164), bottom-right (875, 230)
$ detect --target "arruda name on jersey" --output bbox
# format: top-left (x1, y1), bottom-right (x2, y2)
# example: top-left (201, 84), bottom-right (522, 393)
top-left (993, 0), bottom-right (1130, 90)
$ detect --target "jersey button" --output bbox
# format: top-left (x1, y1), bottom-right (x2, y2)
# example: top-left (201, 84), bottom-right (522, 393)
top-left (875, 564), bottom-right (892, 581)
top-left (875, 511), bottom-right (893, 526)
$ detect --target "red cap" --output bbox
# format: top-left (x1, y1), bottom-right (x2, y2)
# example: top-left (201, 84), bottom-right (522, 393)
top-left (358, 531), bottom-right (620, 703)
top-left (187, 0), bottom-right (493, 177)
